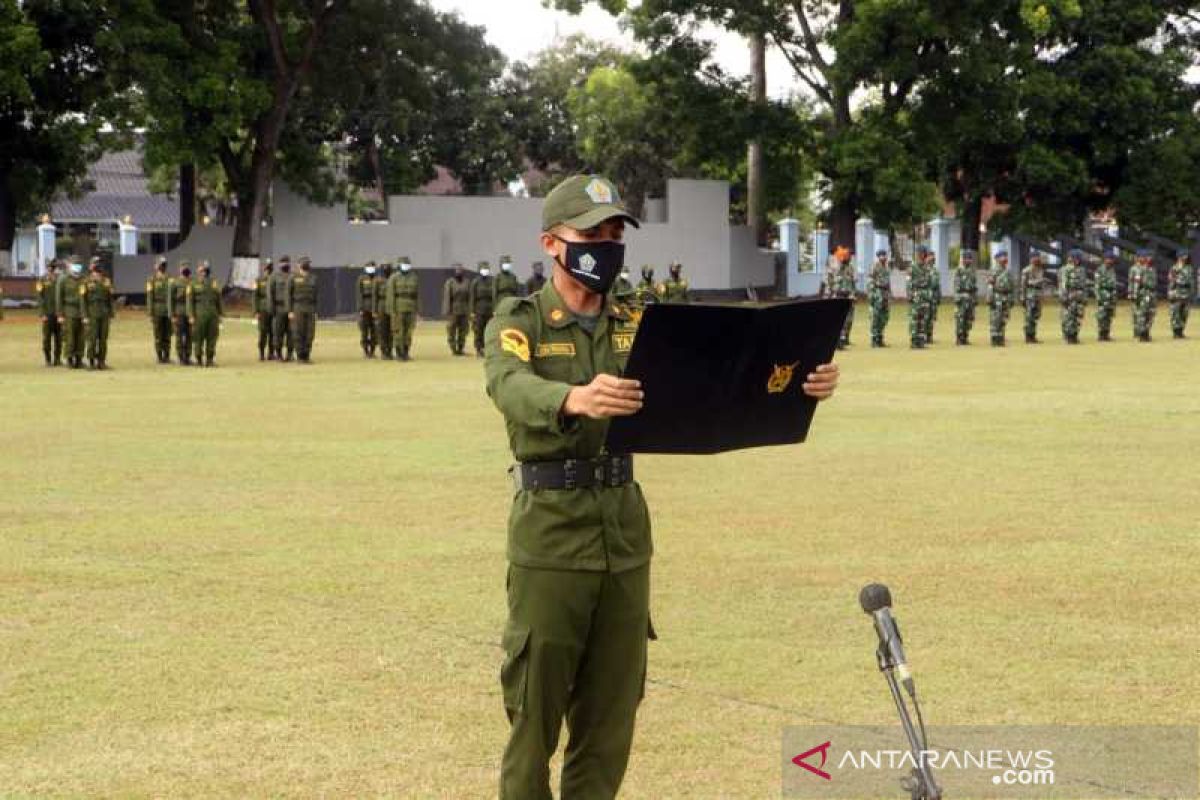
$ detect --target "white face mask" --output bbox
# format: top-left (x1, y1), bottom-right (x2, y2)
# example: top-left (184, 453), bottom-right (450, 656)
top-left (501, 263), bottom-right (512, 272)
top-left (620, 271), bottom-right (630, 281)
top-left (480, 268), bottom-right (490, 278)
top-left (400, 264), bottom-right (411, 273)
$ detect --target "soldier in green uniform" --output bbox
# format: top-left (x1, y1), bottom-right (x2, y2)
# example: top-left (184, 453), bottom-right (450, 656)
top-left (485, 174), bottom-right (841, 800)
top-left (442, 263), bottom-right (471, 355)
top-left (494, 256), bottom-right (521, 306)
top-left (907, 246), bottom-right (932, 349)
top-left (1019, 254), bottom-right (1047, 343)
top-left (952, 249), bottom-right (978, 345)
top-left (270, 256), bottom-right (294, 361)
top-left (525, 261), bottom-right (547, 295)
top-left (470, 261), bottom-right (496, 357)
top-left (823, 247), bottom-right (856, 348)
top-left (82, 260), bottom-right (115, 369)
top-left (924, 249), bottom-right (941, 343)
top-left (167, 262), bottom-right (193, 364)
top-left (660, 261), bottom-right (690, 303)
top-left (1093, 252), bottom-right (1118, 341)
top-left (187, 260), bottom-right (223, 367)
top-left (146, 257), bottom-right (172, 363)
top-left (254, 260), bottom-right (274, 360)
top-left (1057, 248), bottom-right (1088, 344)
top-left (57, 261), bottom-right (87, 368)
top-left (357, 262), bottom-right (378, 358)
top-left (288, 256), bottom-right (319, 363)
top-left (610, 266), bottom-right (635, 305)
top-left (867, 250), bottom-right (891, 347)
top-left (1167, 249), bottom-right (1195, 339)
top-left (375, 263), bottom-right (394, 360)
top-left (1129, 248), bottom-right (1158, 341)
top-left (388, 256), bottom-right (420, 361)
top-left (987, 249), bottom-right (1015, 346)
top-left (37, 260), bottom-right (63, 366)
top-left (633, 265), bottom-right (660, 309)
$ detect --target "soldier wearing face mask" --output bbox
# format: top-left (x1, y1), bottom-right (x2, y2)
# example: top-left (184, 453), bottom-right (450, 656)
top-left (493, 255), bottom-right (521, 306)
top-left (442, 263), bottom-right (471, 355)
top-left (470, 261), bottom-right (496, 357)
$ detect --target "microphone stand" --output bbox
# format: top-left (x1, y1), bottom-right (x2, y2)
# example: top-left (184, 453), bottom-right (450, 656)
top-left (876, 646), bottom-right (942, 800)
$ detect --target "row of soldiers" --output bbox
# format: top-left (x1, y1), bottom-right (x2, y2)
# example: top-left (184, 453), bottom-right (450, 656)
top-left (247, 256), bottom-right (320, 363)
top-left (33, 258), bottom-right (116, 368)
top-left (824, 246), bottom-right (1196, 348)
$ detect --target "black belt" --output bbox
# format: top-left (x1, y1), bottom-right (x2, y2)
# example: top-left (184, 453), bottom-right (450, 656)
top-left (511, 456), bottom-right (634, 491)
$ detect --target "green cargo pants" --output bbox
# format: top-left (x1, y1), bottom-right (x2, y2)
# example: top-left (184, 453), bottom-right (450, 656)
top-left (63, 317), bottom-right (84, 365)
top-left (293, 311), bottom-right (316, 360)
top-left (85, 317), bottom-right (111, 365)
top-left (392, 311), bottom-right (416, 358)
top-left (193, 314), bottom-right (219, 362)
top-left (500, 563), bottom-right (653, 800)
top-left (376, 312), bottom-right (393, 358)
top-left (446, 314), bottom-right (468, 354)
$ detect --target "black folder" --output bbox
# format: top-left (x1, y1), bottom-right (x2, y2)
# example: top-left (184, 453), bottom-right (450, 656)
top-left (605, 299), bottom-right (850, 454)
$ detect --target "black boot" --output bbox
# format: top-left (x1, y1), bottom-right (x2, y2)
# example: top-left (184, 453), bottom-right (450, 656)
top-left (1174, 330), bottom-right (1184, 339)
top-left (44, 351), bottom-right (52, 366)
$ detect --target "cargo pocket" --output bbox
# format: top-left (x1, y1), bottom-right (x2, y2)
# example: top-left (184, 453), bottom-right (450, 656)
top-left (500, 624), bottom-right (531, 718)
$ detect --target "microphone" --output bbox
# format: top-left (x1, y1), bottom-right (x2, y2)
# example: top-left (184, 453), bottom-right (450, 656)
top-left (859, 583), bottom-right (914, 694)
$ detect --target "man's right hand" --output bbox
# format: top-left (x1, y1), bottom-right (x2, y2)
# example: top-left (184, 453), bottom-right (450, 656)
top-left (563, 374), bottom-right (643, 419)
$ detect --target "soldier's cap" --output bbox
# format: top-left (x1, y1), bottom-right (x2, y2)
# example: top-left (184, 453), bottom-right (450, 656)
top-left (298, 256), bottom-right (312, 267)
top-left (1068, 248), bottom-right (1084, 260)
top-left (542, 175), bottom-right (640, 232)
top-left (398, 256), bottom-right (411, 264)
top-left (499, 254), bottom-right (512, 262)
top-left (994, 249), bottom-right (1008, 259)
top-left (179, 260), bottom-right (191, 268)
top-left (876, 249), bottom-right (888, 258)
top-left (1177, 248), bottom-right (1190, 259)
top-left (916, 244), bottom-right (931, 256)
top-left (1136, 247), bottom-right (1152, 257)
top-left (155, 256), bottom-right (168, 266)
top-left (478, 261), bottom-right (490, 269)
top-left (531, 261), bottom-right (544, 271)
top-left (89, 256), bottom-right (101, 265)
top-left (961, 249), bottom-right (977, 262)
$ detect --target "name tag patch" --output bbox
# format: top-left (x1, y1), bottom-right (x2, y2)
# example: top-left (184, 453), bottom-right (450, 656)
top-left (535, 342), bottom-right (576, 358)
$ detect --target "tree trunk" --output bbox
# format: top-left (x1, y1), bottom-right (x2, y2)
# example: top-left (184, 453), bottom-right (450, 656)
top-left (747, 32), bottom-right (767, 245)
top-left (827, 87), bottom-right (858, 249)
top-left (367, 136), bottom-right (388, 218)
top-left (231, 87), bottom-right (292, 257)
top-left (0, 178), bottom-right (15, 272)
top-left (179, 163), bottom-right (196, 240)
top-left (961, 194), bottom-right (983, 252)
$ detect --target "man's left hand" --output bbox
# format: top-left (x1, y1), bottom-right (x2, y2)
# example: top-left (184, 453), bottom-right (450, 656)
top-left (803, 363), bottom-right (840, 401)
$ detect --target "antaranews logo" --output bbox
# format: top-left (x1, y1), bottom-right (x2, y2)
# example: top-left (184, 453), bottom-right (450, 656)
top-left (792, 741), bottom-right (833, 781)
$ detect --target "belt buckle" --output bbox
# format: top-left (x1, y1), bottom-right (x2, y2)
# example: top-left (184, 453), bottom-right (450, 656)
top-left (593, 462), bottom-right (605, 486)
top-left (563, 459), bottom-right (577, 490)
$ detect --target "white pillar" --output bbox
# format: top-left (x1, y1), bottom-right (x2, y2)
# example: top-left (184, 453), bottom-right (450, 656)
top-left (929, 217), bottom-right (953, 295)
top-left (118, 218), bottom-right (138, 256)
top-left (812, 229), bottom-right (830, 276)
top-left (855, 218), bottom-right (874, 291)
top-left (36, 220), bottom-right (57, 277)
top-left (778, 218), bottom-right (803, 298)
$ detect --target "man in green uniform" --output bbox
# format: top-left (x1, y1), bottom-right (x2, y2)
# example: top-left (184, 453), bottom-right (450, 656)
top-left (82, 260), bottom-right (115, 370)
top-left (168, 262), bottom-right (193, 364)
top-left (494, 255), bottom-right (522, 306)
top-left (924, 248), bottom-right (941, 343)
top-left (660, 261), bottom-right (690, 303)
top-left (1167, 249), bottom-right (1195, 339)
top-left (1093, 252), bottom-right (1118, 341)
top-left (288, 256), bottom-right (319, 363)
top-left (611, 266), bottom-right (635, 303)
top-left (907, 246), bottom-right (932, 349)
top-left (375, 263), bottom-right (395, 360)
top-left (823, 247), bottom-right (856, 348)
top-left (526, 261), bottom-right (547, 295)
top-left (357, 262), bottom-right (377, 358)
top-left (147, 257), bottom-right (172, 363)
top-left (388, 256), bottom-right (420, 361)
top-left (37, 260), bottom-right (63, 366)
top-left (952, 249), bottom-right (979, 345)
top-left (633, 265), bottom-right (660, 309)
top-left (443, 263), bottom-right (471, 355)
top-left (254, 260), bottom-right (274, 360)
top-left (187, 260), bottom-right (223, 367)
top-left (270, 256), bottom-right (294, 361)
top-left (57, 261), bottom-right (87, 369)
top-left (1057, 248), bottom-right (1088, 344)
top-left (470, 260), bottom-right (496, 357)
top-left (867, 249), bottom-right (891, 347)
top-left (1019, 254), bottom-right (1047, 344)
top-left (485, 174), bottom-right (841, 799)
top-left (987, 249), bottom-right (1015, 346)
top-left (1129, 248), bottom-right (1158, 341)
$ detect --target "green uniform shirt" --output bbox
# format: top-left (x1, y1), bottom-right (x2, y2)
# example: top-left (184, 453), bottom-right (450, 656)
top-left (525, 274), bottom-right (546, 295)
top-left (253, 275), bottom-right (272, 314)
top-left (82, 275), bottom-right (115, 319)
top-left (168, 277), bottom-right (190, 317)
top-left (37, 277), bottom-right (58, 316)
top-left (493, 271), bottom-right (521, 305)
top-left (387, 271), bottom-right (420, 315)
top-left (1168, 261), bottom-right (1196, 301)
top-left (269, 272), bottom-right (291, 312)
top-left (1093, 264), bottom-right (1117, 303)
top-left (56, 274), bottom-right (85, 318)
top-left (953, 266), bottom-right (978, 298)
top-left (1058, 263), bottom-right (1088, 301)
top-left (186, 278), bottom-right (223, 318)
top-left (470, 276), bottom-right (495, 316)
top-left (989, 267), bottom-right (1014, 301)
top-left (373, 276), bottom-right (389, 314)
top-left (288, 272), bottom-right (318, 313)
top-left (146, 274), bottom-right (171, 316)
top-left (356, 275), bottom-right (376, 313)
top-left (484, 281), bottom-right (650, 573)
top-left (661, 277), bottom-right (690, 303)
top-left (443, 276), bottom-right (471, 315)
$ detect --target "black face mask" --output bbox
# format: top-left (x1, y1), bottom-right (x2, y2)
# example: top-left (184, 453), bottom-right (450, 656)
top-left (553, 236), bottom-right (626, 294)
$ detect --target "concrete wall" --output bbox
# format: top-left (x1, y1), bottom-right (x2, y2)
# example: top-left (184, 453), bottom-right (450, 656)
top-left (111, 178), bottom-right (774, 297)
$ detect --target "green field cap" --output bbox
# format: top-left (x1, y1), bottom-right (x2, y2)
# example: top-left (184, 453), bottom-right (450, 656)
top-left (542, 175), bottom-right (640, 231)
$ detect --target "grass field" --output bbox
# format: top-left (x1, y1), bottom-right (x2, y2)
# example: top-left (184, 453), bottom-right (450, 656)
top-left (1, 301), bottom-right (1198, 798)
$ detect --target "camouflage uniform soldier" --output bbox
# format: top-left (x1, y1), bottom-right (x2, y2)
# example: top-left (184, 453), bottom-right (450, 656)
top-left (388, 256), bottom-right (420, 361)
top-left (147, 257), bottom-right (172, 363)
top-left (1129, 249), bottom-right (1157, 342)
top-left (56, 262), bottom-right (86, 368)
top-left (37, 261), bottom-right (63, 366)
top-left (270, 257), bottom-right (294, 361)
top-left (1057, 249), bottom-right (1088, 344)
top-left (1167, 250), bottom-right (1195, 339)
top-left (1093, 253), bottom-right (1118, 341)
top-left (288, 257), bottom-right (319, 363)
top-left (442, 263), bottom-right (471, 355)
top-left (254, 260), bottom-right (274, 360)
top-left (470, 261), bottom-right (496, 357)
top-left (907, 246), bottom-right (933, 348)
top-left (168, 262), bottom-right (193, 364)
top-left (867, 250), bottom-right (891, 347)
top-left (823, 247), bottom-right (856, 348)
top-left (987, 250), bottom-right (1015, 346)
top-left (525, 261), bottom-right (547, 295)
top-left (494, 256), bottom-right (521, 305)
top-left (1019, 255), bottom-right (1047, 343)
top-left (81, 260), bottom-right (115, 370)
top-left (952, 249), bottom-right (979, 345)
top-left (375, 263), bottom-right (395, 360)
top-left (926, 251), bottom-right (942, 343)
top-left (356, 262), bottom-right (377, 358)
top-left (187, 261), bottom-right (223, 367)
top-left (660, 262), bottom-right (690, 303)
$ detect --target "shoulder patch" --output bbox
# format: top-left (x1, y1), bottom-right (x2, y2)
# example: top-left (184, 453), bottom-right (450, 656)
top-left (500, 328), bottom-right (531, 362)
